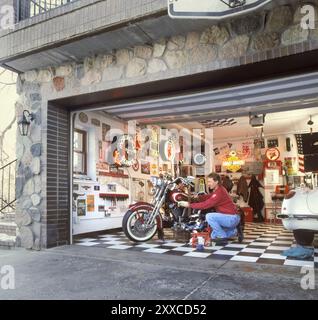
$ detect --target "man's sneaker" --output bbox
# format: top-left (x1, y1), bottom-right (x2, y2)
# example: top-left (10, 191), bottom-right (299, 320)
top-left (237, 223), bottom-right (244, 243)
top-left (213, 238), bottom-right (228, 246)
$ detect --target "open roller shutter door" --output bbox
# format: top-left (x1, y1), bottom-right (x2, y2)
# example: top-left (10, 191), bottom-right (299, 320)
top-left (90, 72), bottom-right (318, 124)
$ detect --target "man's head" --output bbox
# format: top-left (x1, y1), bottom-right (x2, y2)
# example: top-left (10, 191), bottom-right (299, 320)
top-left (207, 172), bottom-right (221, 190)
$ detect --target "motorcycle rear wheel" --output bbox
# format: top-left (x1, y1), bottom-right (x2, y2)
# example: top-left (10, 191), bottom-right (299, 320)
top-left (123, 209), bottom-right (158, 242)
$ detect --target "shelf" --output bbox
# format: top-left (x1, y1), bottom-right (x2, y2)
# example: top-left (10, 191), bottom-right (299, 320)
top-left (98, 172), bottom-right (129, 178)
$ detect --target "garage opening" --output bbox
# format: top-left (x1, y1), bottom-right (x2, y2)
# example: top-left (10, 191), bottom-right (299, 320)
top-left (70, 72), bottom-right (318, 267)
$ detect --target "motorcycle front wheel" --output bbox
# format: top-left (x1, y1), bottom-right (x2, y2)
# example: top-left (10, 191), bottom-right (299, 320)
top-left (122, 209), bottom-right (159, 242)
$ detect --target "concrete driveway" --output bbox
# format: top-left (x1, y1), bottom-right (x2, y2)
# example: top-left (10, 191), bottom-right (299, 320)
top-left (0, 245), bottom-right (317, 300)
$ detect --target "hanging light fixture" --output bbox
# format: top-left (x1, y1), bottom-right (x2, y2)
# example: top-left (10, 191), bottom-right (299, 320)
top-left (307, 115), bottom-right (314, 135)
top-left (18, 110), bottom-right (35, 136)
top-left (249, 113), bottom-right (265, 128)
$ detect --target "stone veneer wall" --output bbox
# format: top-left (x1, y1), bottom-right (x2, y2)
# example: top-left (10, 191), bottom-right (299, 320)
top-left (14, 2), bottom-right (318, 249)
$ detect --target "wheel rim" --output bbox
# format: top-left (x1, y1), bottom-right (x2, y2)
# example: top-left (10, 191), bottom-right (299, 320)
top-left (126, 210), bottom-right (158, 241)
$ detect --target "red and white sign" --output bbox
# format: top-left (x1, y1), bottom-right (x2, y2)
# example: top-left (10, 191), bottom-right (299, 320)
top-left (265, 148), bottom-right (280, 161)
top-left (168, 0), bottom-right (272, 20)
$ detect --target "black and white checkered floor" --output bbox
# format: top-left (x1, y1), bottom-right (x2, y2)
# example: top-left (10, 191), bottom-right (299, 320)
top-left (74, 223), bottom-right (318, 268)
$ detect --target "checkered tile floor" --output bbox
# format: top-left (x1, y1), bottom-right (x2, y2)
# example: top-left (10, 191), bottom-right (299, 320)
top-left (74, 223), bottom-right (318, 269)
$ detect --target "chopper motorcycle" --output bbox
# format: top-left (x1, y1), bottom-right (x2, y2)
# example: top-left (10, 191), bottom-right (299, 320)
top-left (122, 175), bottom-right (200, 242)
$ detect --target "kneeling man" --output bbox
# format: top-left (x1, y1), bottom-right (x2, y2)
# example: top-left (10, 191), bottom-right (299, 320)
top-left (178, 172), bottom-right (243, 245)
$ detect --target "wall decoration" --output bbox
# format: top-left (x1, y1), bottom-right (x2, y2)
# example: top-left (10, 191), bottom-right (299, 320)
top-left (222, 151), bottom-right (245, 173)
top-left (117, 134), bottom-right (136, 167)
top-left (96, 162), bottom-right (109, 173)
top-left (87, 195), bottom-right (95, 212)
top-left (150, 141), bottom-right (159, 158)
top-left (77, 199), bottom-right (86, 216)
top-left (132, 178), bottom-right (146, 201)
top-left (241, 161), bottom-right (263, 175)
top-left (102, 123), bottom-right (110, 142)
top-left (265, 169), bottom-right (280, 185)
top-left (79, 112), bottom-right (88, 123)
top-left (193, 153), bottom-right (206, 166)
top-left (91, 118), bottom-right (101, 127)
top-left (132, 159), bottom-right (139, 172)
top-left (98, 141), bottom-right (103, 161)
top-left (254, 138), bottom-right (265, 149)
top-left (215, 165), bottom-right (222, 173)
top-left (135, 132), bottom-right (141, 151)
top-left (195, 166), bottom-right (206, 176)
top-left (107, 184), bottom-right (117, 192)
top-left (148, 180), bottom-right (156, 196)
top-left (241, 141), bottom-right (253, 158)
top-left (109, 166), bottom-right (119, 173)
top-left (163, 139), bottom-right (176, 161)
top-left (198, 178), bottom-right (206, 193)
top-left (141, 161), bottom-right (151, 174)
top-left (181, 165), bottom-right (193, 177)
top-left (284, 157), bottom-right (298, 176)
top-left (265, 148), bottom-right (280, 161)
top-left (267, 138), bottom-right (279, 148)
top-left (150, 163), bottom-right (158, 176)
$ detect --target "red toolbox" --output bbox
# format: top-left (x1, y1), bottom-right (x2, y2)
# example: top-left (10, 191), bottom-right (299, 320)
top-left (242, 207), bottom-right (254, 222)
top-left (191, 227), bottom-right (212, 248)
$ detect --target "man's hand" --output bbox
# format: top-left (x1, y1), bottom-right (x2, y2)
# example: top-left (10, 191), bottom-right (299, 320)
top-left (178, 201), bottom-right (190, 208)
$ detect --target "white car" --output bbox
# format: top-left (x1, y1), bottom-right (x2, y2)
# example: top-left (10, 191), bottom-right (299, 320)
top-left (277, 187), bottom-right (318, 245)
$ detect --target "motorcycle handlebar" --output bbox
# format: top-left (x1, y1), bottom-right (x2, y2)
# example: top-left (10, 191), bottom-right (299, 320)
top-left (168, 177), bottom-right (192, 186)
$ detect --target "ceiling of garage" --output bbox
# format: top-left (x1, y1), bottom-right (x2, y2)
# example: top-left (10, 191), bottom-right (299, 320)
top-left (162, 107), bottom-right (318, 141)
top-left (91, 71), bottom-right (318, 137)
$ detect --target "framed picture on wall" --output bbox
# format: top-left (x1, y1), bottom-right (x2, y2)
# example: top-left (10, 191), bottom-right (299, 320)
top-left (265, 169), bottom-right (280, 185)
top-left (87, 195), bottom-right (95, 212)
top-left (141, 161), bottom-right (150, 175)
top-left (77, 199), bottom-right (86, 216)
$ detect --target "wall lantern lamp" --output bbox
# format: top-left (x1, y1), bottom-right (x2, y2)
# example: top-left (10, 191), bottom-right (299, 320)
top-left (18, 110), bottom-right (35, 136)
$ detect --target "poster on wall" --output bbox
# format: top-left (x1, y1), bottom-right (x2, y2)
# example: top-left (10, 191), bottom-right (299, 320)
top-left (141, 161), bottom-right (151, 174)
top-left (132, 179), bottom-right (146, 201)
top-left (241, 161), bottom-right (263, 175)
top-left (87, 195), bottom-right (95, 212)
top-left (241, 141), bottom-right (253, 159)
top-left (150, 163), bottom-right (158, 176)
top-left (284, 157), bottom-right (298, 176)
top-left (77, 199), bottom-right (86, 216)
top-left (265, 169), bottom-right (280, 185)
top-left (102, 123), bottom-right (111, 142)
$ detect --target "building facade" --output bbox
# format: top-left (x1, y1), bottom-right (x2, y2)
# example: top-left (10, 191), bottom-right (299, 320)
top-left (1, 0), bottom-right (318, 249)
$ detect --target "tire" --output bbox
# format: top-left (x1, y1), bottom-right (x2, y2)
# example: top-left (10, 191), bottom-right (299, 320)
top-left (293, 229), bottom-right (315, 246)
top-left (122, 209), bottom-right (158, 242)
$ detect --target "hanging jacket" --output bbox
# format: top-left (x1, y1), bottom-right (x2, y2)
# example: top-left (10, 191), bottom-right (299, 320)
top-left (248, 175), bottom-right (264, 213)
top-left (222, 176), bottom-right (234, 193)
top-left (237, 175), bottom-right (249, 202)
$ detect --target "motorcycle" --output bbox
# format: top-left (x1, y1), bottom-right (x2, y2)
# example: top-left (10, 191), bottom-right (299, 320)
top-left (122, 175), bottom-right (200, 242)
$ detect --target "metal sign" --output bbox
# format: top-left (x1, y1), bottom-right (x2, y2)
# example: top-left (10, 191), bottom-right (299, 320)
top-left (168, 0), bottom-right (272, 19)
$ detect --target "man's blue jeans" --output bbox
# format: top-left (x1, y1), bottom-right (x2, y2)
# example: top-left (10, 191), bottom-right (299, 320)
top-left (206, 212), bottom-right (240, 239)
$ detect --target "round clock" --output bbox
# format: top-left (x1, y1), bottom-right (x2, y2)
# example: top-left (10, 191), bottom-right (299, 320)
top-left (193, 153), bottom-right (206, 166)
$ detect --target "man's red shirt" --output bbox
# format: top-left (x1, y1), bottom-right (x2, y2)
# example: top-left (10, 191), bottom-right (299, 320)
top-left (190, 185), bottom-right (237, 214)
